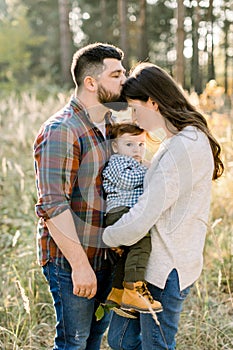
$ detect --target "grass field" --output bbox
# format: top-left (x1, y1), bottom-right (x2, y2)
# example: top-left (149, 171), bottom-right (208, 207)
top-left (0, 92), bottom-right (232, 349)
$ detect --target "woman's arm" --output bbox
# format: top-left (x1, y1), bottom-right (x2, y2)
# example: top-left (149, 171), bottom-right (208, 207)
top-left (103, 156), bottom-right (179, 246)
top-left (103, 136), bottom-right (195, 247)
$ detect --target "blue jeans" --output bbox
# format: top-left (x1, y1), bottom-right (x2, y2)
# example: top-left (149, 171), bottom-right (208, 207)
top-left (108, 269), bottom-right (192, 350)
top-left (42, 259), bottom-right (113, 350)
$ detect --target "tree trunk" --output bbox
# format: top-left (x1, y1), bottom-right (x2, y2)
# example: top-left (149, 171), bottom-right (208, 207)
top-left (191, 3), bottom-right (202, 93)
top-left (175, 0), bottom-right (185, 87)
top-left (207, 0), bottom-right (215, 81)
top-left (100, 0), bottom-right (108, 42)
top-left (224, 7), bottom-right (231, 95)
top-left (118, 0), bottom-right (129, 71)
top-left (224, 20), bottom-right (229, 95)
top-left (138, 0), bottom-right (148, 62)
top-left (58, 0), bottom-right (72, 85)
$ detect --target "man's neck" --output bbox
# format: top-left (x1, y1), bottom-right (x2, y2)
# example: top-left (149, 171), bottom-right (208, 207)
top-left (75, 90), bottom-right (108, 123)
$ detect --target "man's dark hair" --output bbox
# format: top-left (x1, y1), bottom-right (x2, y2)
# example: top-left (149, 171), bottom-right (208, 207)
top-left (71, 42), bottom-right (124, 87)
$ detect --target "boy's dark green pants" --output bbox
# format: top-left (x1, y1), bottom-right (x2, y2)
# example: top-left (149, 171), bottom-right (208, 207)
top-left (106, 206), bottom-right (151, 289)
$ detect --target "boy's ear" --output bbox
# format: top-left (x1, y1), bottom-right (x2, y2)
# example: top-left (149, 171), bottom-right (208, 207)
top-left (111, 141), bottom-right (118, 153)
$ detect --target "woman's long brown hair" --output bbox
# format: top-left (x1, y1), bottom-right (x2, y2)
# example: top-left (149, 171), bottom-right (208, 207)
top-left (122, 63), bottom-right (224, 180)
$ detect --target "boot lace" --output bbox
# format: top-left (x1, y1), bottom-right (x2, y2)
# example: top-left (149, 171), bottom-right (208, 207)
top-left (135, 282), bottom-right (154, 304)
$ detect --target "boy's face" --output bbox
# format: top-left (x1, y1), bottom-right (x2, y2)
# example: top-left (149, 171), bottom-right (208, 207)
top-left (112, 132), bottom-right (147, 163)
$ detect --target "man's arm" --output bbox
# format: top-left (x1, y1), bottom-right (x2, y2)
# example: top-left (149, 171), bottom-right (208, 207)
top-left (46, 209), bottom-right (97, 299)
top-left (34, 121), bottom-right (97, 298)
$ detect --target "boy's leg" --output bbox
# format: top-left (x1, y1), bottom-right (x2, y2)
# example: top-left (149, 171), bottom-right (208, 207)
top-left (106, 249), bottom-right (139, 319)
top-left (122, 234), bottom-right (162, 313)
top-left (42, 259), bottom-right (112, 350)
top-left (105, 251), bottom-right (127, 307)
top-left (105, 208), bottom-right (139, 318)
top-left (124, 234), bottom-right (151, 282)
top-left (105, 208), bottom-right (130, 290)
top-left (111, 250), bottom-right (128, 289)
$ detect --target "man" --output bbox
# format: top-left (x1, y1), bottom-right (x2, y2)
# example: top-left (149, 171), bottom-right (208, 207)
top-left (34, 43), bottom-right (126, 349)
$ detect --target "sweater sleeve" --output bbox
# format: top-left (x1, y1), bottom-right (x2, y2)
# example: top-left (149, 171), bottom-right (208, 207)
top-left (103, 135), bottom-right (194, 247)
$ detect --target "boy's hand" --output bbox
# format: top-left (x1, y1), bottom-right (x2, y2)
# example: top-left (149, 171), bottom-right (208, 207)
top-left (142, 159), bottom-right (151, 168)
top-left (111, 247), bottom-right (124, 257)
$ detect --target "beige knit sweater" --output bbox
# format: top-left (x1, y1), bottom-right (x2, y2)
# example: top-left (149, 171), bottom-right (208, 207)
top-left (103, 126), bottom-right (214, 290)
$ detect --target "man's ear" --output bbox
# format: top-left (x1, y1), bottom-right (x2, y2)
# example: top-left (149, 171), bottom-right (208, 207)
top-left (111, 141), bottom-right (118, 153)
top-left (83, 76), bottom-right (97, 92)
top-left (148, 97), bottom-right (159, 111)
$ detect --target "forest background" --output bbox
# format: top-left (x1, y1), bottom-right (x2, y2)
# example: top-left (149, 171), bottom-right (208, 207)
top-left (0, 0), bottom-right (233, 349)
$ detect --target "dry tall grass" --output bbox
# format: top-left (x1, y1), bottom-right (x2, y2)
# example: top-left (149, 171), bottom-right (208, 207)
top-left (0, 91), bottom-right (232, 349)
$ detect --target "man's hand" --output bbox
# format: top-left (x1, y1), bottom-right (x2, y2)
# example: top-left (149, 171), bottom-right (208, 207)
top-left (46, 210), bottom-right (98, 299)
top-left (72, 262), bottom-right (97, 299)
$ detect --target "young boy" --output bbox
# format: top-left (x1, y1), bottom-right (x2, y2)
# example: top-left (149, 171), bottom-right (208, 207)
top-left (103, 123), bottom-right (163, 317)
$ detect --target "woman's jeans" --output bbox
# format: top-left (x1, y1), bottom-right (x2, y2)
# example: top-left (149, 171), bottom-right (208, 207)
top-left (108, 269), bottom-right (192, 350)
top-left (42, 260), bottom-right (113, 350)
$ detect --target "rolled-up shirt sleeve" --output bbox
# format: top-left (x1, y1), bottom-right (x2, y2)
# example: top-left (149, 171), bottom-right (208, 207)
top-left (34, 119), bottom-right (80, 220)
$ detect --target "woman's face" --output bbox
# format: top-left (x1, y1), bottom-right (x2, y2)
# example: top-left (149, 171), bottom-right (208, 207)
top-left (127, 99), bottom-right (161, 133)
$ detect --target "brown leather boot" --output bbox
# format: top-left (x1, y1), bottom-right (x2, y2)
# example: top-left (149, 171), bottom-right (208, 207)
top-left (105, 288), bottom-right (138, 319)
top-left (121, 281), bottom-right (163, 313)
top-left (106, 288), bottom-right (123, 308)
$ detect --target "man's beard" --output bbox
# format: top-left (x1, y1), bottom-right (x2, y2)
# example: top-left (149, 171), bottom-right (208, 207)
top-left (97, 84), bottom-right (120, 104)
top-left (97, 84), bottom-right (127, 111)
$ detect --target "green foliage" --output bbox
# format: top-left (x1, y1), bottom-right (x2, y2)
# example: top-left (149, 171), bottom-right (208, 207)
top-left (0, 0), bottom-right (64, 93)
top-left (23, 0), bottom-right (61, 81)
top-left (73, 0), bottom-right (175, 65)
top-left (74, 0), bottom-right (118, 45)
top-left (95, 304), bottom-right (105, 321)
top-left (1, 0), bottom-right (232, 93)
top-left (95, 303), bottom-right (113, 321)
top-left (0, 3), bottom-right (45, 89)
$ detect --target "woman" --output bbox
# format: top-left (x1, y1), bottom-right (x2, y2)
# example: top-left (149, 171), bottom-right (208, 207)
top-left (103, 63), bottom-right (224, 350)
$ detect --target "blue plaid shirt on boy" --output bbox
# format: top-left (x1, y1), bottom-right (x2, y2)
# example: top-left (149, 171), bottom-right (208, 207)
top-left (102, 154), bottom-right (148, 212)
